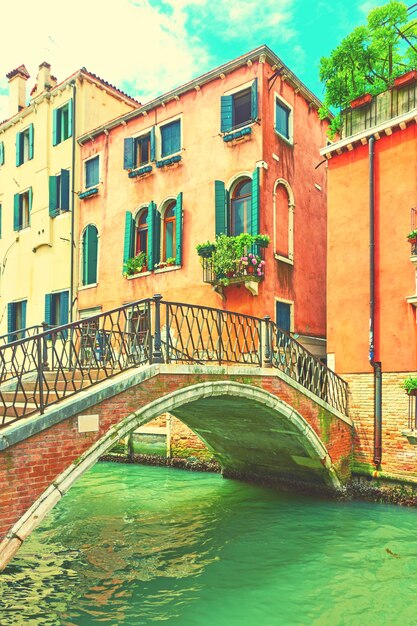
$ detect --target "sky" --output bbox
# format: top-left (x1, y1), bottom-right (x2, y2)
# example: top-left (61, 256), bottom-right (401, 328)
top-left (0, 0), bottom-right (381, 121)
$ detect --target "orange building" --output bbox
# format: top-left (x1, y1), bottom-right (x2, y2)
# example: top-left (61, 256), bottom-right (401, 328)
top-left (322, 77), bottom-right (417, 477)
top-left (77, 45), bottom-right (329, 357)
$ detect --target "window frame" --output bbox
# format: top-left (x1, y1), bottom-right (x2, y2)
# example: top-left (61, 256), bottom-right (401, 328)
top-left (230, 178), bottom-right (252, 236)
top-left (15, 189), bottom-right (31, 231)
top-left (159, 116), bottom-right (182, 159)
top-left (274, 93), bottom-right (294, 145)
top-left (134, 206), bottom-right (149, 256)
top-left (222, 79), bottom-right (257, 133)
top-left (161, 200), bottom-right (176, 261)
top-left (50, 168), bottom-right (70, 216)
top-left (275, 298), bottom-right (294, 334)
top-left (83, 154), bottom-right (101, 190)
top-left (53, 100), bottom-right (72, 146)
top-left (135, 132), bottom-right (151, 168)
top-left (273, 178), bottom-right (294, 265)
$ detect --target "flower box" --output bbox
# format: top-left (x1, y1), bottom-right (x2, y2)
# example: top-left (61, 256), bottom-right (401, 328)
top-left (408, 237), bottom-right (417, 245)
top-left (394, 70), bottom-right (417, 88)
top-left (407, 389), bottom-right (417, 396)
top-left (350, 94), bottom-right (372, 109)
top-left (79, 187), bottom-right (99, 200)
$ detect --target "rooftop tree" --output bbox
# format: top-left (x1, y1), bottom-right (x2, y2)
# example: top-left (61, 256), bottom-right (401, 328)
top-left (319, 1), bottom-right (417, 136)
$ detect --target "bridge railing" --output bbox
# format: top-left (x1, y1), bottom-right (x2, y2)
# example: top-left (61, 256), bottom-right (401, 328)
top-left (0, 295), bottom-right (348, 428)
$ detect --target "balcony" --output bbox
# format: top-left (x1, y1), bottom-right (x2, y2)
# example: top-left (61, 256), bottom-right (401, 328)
top-left (341, 77), bottom-right (417, 139)
top-left (201, 252), bottom-right (265, 297)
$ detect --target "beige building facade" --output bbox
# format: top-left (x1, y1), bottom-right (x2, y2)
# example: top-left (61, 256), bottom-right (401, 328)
top-left (0, 62), bottom-right (137, 338)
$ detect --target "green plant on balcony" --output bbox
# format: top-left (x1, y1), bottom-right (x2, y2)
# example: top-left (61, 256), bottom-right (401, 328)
top-left (196, 241), bottom-right (216, 258)
top-left (407, 229), bottom-right (417, 243)
top-left (401, 376), bottom-right (417, 395)
top-left (123, 251), bottom-right (147, 277)
top-left (254, 233), bottom-right (271, 248)
top-left (212, 234), bottom-right (238, 277)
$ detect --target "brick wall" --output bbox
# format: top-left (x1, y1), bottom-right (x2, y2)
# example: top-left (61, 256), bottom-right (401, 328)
top-left (344, 371), bottom-right (417, 475)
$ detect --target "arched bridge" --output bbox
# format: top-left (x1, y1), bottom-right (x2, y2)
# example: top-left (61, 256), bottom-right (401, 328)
top-left (0, 296), bottom-right (351, 571)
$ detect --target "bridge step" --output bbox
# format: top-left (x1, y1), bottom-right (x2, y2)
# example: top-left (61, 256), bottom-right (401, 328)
top-left (0, 402), bottom-right (38, 417)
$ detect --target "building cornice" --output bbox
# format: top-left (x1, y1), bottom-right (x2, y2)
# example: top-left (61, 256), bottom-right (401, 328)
top-left (78, 44), bottom-right (324, 145)
top-left (320, 106), bottom-right (417, 158)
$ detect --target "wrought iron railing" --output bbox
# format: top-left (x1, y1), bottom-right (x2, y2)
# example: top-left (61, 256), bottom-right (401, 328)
top-left (202, 248), bottom-right (265, 287)
top-left (0, 295), bottom-right (348, 428)
top-left (0, 324), bottom-right (45, 346)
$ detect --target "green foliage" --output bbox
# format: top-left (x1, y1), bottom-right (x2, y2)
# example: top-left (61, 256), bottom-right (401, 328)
top-left (407, 229), bottom-right (417, 240)
top-left (212, 233), bottom-right (237, 275)
top-left (166, 257), bottom-right (176, 265)
top-left (401, 376), bottom-right (417, 393)
top-left (319, 1), bottom-right (417, 137)
top-left (196, 233), bottom-right (269, 281)
top-left (196, 241), bottom-right (216, 257)
top-left (123, 251), bottom-right (147, 276)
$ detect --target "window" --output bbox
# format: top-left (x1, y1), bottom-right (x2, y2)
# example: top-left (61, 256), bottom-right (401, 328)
top-left (7, 300), bottom-right (27, 341)
top-left (82, 225), bottom-right (99, 286)
top-left (49, 169), bottom-right (70, 217)
top-left (161, 120), bottom-right (181, 158)
top-left (230, 178), bottom-right (252, 236)
top-left (135, 209), bottom-right (148, 255)
top-left (221, 79), bottom-right (258, 133)
top-left (274, 179), bottom-right (294, 263)
top-left (0, 141), bottom-right (4, 166)
top-left (13, 189), bottom-right (32, 231)
top-left (136, 133), bottom-right (151, 167)
top-left (45, 291), bottom-right (69, 336)
top-left (53, 100), bottom-right (73, 146)
top-left (162, 201), bottom-right (176, 260)
top-left (275, 98), bottom-right (292, 141)
top-left (276, 301), bottom-right (292, 334)
top-left (85, 155), bottom-right (99, 189)
top-left (16, 124), bottom-right (34, 166)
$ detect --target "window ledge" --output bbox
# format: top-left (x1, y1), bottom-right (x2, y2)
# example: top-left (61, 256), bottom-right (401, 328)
top-left (274, 130), bottom-right (293, 147)
top-left (274, 253), bottom-right (294, 266)
top-left (16, 226), bottom-right (30, 234)
top-left (156, 154), bottom-right (182, 168)
top-left (79, 187), bottom-right (99, 200)
top-left (125, 271), bottom-right (152, 280)
top-left (406, 295), bottom-right (417, 307)
top-left (78, 283), bottom-right (98, 291)
top-left (51, 209), bottom-right (70, 219)
top-left (154, 264), bottom-right (181, 274)
top-left (223, 126), bottom-right (253, 143)
top-left (128, 165), bottom-right (153, 179)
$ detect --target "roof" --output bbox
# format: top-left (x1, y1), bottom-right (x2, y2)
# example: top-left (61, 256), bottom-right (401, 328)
top-left (78, 44), bottom-right (324, 144)
top-left (6, 64), bottom-right (30, 81)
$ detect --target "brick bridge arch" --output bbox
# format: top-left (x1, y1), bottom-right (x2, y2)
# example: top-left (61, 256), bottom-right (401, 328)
top-left (0, 366), bottom-right (352, 571)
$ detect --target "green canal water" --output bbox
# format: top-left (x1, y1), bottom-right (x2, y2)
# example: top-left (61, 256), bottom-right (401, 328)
top-left (1, 463), bottom-right (417, 626)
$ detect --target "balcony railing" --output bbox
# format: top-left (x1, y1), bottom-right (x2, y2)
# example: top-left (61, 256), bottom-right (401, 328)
top-left (202, 248), bottom-right (265, 294)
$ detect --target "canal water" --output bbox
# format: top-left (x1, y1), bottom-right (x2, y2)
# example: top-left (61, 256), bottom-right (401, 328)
top-left (1, 463), bottom-right (417, 626)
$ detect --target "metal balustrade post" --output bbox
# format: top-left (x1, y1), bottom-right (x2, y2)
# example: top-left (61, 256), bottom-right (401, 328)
top-left (37, 335), bottom-right (45, 414)
top-left (217, 311), bottom-right (222, 365)
top-left (263, 316), bottom-right (272, 368)
top-left (41, 322), bottom-right (49, 370)
top-left (152, 294), bottom-right (164, 364)
top-left (166, 305), bottom-right (170, 364)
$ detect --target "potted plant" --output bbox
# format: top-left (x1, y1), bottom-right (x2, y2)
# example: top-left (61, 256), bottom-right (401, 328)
top-left (407, 229), bottom-right (417, 244)
top-left (401, 376), bottom-right (417, 396)
top-left (123, 251), bottom-right (147, 277)
top-left (254, 234), bottom-right (271, 248)
top-left (350, 93), bottom-right (372, 109)
top-left (166, 257), bottom-right (176, 266)
top-left (212, 234), bottom-right (237, 278)
top-left (196, 241), bottom-right (215, 258)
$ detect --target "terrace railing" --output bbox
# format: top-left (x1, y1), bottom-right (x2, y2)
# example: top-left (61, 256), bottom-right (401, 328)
top-left (0, 295), bottom-right (348, 428)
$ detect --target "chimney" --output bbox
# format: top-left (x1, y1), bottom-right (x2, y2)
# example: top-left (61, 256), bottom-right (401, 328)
top-left (37, 62), bottom-right (52, 92)
top-left (6, 64), bottom-right (30, 116)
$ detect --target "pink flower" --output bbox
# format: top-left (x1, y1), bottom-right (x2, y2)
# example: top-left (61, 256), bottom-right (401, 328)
top-left (252, 258), bottom-right (257, 265)
top-left (248, 253), bottom-right (253, 258)
top-left (242, 257), bottom-right (248, 262)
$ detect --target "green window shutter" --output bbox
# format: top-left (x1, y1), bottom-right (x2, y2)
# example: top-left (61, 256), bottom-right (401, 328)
top-left (49, 176), bottom-right (58, 217)
top-left (28, 187), bottom-right (33, 227)
top-left (52, 108), bottom-right (60, 146)
top-left (60, 169), bottom-right (70, 211)
top-left (67, 99), bottom-right (73, 139)
top-left (16, 131), bottom-right (21, 166)
top-left (60, 291), bottom-right (69, 339)
top-left (123, 211), bottom-right (134, 269)
top-left (44, 294), bottom-right (52, 326)
top-left (7, 302), bottom-right (15, 341)
top-left (84, 225), bottom-right (98, 285)
top-left (154, 209), bottom-right (161, 266)
top-left (251, 78), bottom-right (258, 120)
top-left (0, 141), bottom-right (4, 166)
top-left (175, 192), bottom-right (183, 266)
top-left (21, 300), bottom-right (27, 338)
top-left (150, 127), bottom-right (156, 161)
top-left (147, 201), bottom-right (156, 270)
top-left (221, 95), bottom-right (233, 132)
top-left (28, 124), bottom-right (34, 160)
top-left (123, 138), bottom-right (135, 169)
top-left (13, 193), bottom-right (20, 231)
top-left (215, 180), bottom-right (227, 236)
top-left (251, 167), bottom-right (260, 236)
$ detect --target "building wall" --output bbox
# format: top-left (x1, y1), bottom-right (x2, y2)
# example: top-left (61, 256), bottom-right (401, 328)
top-left (0, 76), bottom-right (136, 334)
top-left (327, 125), bottom-right (417, 374)
top-left (78, 57), bottom-right (329, 345)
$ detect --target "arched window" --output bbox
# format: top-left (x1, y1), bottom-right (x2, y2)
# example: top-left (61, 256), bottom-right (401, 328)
top-left (230, 178), bottom-right (252, 235)
top-left (163, 201), bottom-right (176, 261)
top-left (82, 225), bottom-right (98, 286)
top-left (273, 179), bottom-right (294, 262)
top-left (135, 208), bottom-right (148, 255)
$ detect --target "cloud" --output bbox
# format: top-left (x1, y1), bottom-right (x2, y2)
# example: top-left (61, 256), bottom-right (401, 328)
top-left (0, 0), bottom-right (210, 120)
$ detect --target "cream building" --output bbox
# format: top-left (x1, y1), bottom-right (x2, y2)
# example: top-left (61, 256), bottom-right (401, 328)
top-left (0, 62), bottom-right (137, 338)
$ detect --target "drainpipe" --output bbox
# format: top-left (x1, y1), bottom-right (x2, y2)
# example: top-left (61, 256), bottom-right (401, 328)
top-left (369, 135), bottom-right (382, 467)
top-left (69, 81), bottom-right (76, 322)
